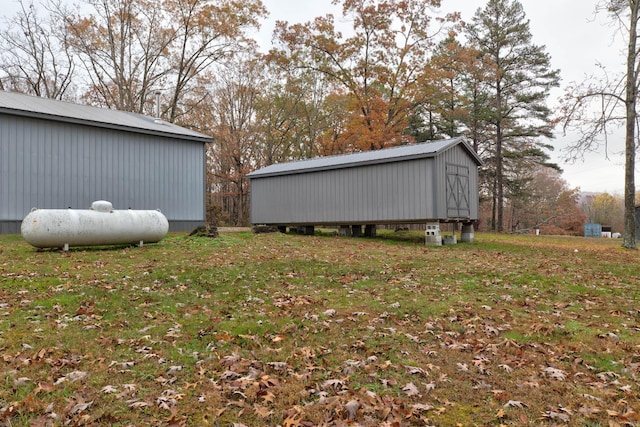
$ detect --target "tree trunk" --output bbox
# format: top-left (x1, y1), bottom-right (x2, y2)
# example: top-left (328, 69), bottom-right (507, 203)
top-left (496, 128), bottom-right (504, 232)
top-left (491, 174), bottom-right (497, 231)
top-left (495, 83), bottom-right (504, 232)
top-left (623, 0), bottom-right (638, 249)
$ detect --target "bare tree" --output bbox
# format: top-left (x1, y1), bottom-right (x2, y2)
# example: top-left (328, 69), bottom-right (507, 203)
top-left (560, 0), bottom-right (639, 249)
top-left (0, 0), bottom-right (75, 99)
top-left (163, 0), bottom-right (266, 123)
top-left (62, 0), bottom-right (266, 120)
top-left (208, 54), bottom-right (263, 225)
top-left (508, 166), bottom-right (585, 235)
top-left (63, 0), bottom-right (175, 113)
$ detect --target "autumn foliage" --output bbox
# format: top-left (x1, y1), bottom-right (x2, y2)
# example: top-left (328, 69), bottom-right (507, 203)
top-left (270, 0), bottom-right (454, 153)
top-left (0, 0), bottom-right (576, 229)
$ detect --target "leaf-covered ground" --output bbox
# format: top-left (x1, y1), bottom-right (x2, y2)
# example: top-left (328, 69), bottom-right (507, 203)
top-left (1, 230), bottom-right (639, 426)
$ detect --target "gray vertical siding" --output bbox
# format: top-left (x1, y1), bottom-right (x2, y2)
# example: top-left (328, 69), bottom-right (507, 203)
top-left (1, 114), bottom-right (204, 232)
top-left (250, 142), bottom-right (480, 225)
top-left (250, 158), bottom-right (443, 225)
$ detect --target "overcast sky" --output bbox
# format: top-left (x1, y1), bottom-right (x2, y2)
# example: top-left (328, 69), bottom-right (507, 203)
top-left (2, 0), bottom-right (632, 193)
top-left (259, 0), bottom-right (632, 194)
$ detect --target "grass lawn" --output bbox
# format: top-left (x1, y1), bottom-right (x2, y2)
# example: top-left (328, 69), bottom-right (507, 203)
top-left (1, 230), bottom-right (639, 426)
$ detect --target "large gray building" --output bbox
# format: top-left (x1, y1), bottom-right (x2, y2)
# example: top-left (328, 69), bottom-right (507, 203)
top-left (0, 90), bottom-right (210, 234)
top-left (247, 137), bottom-right (482, 231)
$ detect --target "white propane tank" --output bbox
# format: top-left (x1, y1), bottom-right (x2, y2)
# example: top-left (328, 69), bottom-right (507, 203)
top-left (21, 200), bottom-right (169, 250)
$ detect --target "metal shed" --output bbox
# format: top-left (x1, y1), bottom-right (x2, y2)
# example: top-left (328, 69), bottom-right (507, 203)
top-left (247, 137), bottom-right (482, 233)
top-left (0, 90), bottom-right (211, 234)
top-left (584, 223), bottom-right (603, 238)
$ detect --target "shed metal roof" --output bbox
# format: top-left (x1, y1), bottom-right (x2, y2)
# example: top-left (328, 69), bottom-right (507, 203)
top-left (0, 90), bottom-right (211, 143)
top-left (248, 137), bottom-right (482, 178)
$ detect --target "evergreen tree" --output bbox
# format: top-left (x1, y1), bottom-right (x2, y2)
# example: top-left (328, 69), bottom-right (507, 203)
top-left (416, 34), bottom-right (472, 140)
top-left (465, 0), bottom-right (560, 232)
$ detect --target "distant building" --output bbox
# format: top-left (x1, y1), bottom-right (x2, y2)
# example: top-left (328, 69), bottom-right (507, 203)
top-left (584, 223), bottom-right (602, 238)
top-left (248, 137), bottom-right (482, 233)
top-left (0, 91), bottom-right (211, 234)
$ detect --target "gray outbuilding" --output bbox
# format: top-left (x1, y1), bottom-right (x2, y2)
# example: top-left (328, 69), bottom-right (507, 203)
top-left (247, 137), bottom-right (482, 235)
top-left (0, 90), bottom-right (211, 234)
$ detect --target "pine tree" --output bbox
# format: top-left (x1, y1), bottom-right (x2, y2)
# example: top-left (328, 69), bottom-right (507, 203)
top-left (465, 0), bottom-right (560, 232)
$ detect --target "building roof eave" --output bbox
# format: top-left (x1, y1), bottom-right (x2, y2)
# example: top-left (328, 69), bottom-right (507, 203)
top-left (248, 136), bottom-right (483, 179)
top-left (0, 91), bottom-right (212, 143)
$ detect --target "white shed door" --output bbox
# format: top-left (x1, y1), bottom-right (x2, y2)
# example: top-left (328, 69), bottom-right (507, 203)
top-left (446, 164), bottom-right (470, 218)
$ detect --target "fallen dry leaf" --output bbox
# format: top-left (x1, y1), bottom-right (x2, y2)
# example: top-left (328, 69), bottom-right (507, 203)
top-left (543, 410), bottom-right (570, 421)
top-left (542, 367), bottom-right (566, 381)
top-left (402, 382), bottom-right (420, 397)
top-left (412, 403), bottom-right (434, 413)
top-left (504, 400), bottom-right (527, 408)
top-left (70, 400), bottom-right (93, 415)
top-left (345, 399), bottom-right (359, 420)
top-left (100, 385), bottom-right (118, 394)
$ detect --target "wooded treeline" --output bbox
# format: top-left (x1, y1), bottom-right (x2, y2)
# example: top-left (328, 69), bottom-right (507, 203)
top-left (0, 0), bottom-right (596, 234)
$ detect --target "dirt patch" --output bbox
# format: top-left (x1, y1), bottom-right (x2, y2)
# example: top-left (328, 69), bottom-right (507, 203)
top-left (217, 226), bottom-right (251, 232)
